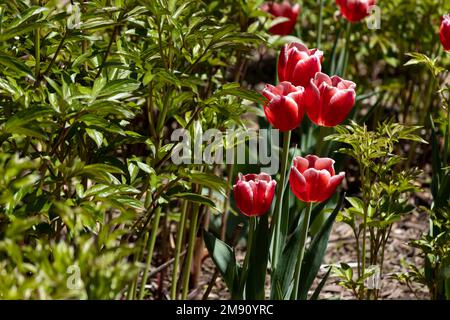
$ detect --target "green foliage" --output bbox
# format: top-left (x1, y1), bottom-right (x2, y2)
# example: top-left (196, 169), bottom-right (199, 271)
top-left (0, 0), bottom-right (268, 299)
top-left (397, 116), bottom-right (450, 300)
top-left (327, 121), bottom-right (424, 299)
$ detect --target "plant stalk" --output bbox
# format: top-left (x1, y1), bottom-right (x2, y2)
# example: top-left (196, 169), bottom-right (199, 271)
top-left (170, 200), bottom-right (188, 300)
top-left (181, 203), bottom-right (200, 299)
top-left (316, 0), bottom-right (325, 49)
top-left (138, 206), bottom-right (162, 300)
top-left (270, 130), bottom-right (291, 270)
top-left (239, 217), bottom-right (256, 296)
top-left (292, 202), bottom-right (313, 300)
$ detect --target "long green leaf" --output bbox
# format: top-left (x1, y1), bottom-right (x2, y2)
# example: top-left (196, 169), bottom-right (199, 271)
top-left (310, 267), bottom-right (332, 300)
top-left (203, 230), bottom-right (241, 299)
top-left (245, 215), bottom-right (269, 300)
top-left (297, 193), bottom-right (344, 299)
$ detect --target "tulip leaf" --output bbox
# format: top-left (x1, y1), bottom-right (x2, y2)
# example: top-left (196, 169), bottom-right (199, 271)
top-left (271, 205), bottom-right (309, 300)
top-left (297, 193), bottom-right (345, 300)
top-left (245, 215), bottom-right (269, 300)
top-left (310, 266), bottom-right (332, 300)
top-left (203, 230), bottom-right (241, 299)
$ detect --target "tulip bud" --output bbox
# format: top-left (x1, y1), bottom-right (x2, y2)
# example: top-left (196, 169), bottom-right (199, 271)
top-left (262, 81), bottom-right (305, 132)
top-left (304, 72), bottom-right (356, 127)
top-left (233, 173), bottom-right (277, 217)
top-left (262, 1), bottom-right (300, 36)
top-left (440, 14), bottom-right (450, 51)
top-left (278, 43), bottom-right (323, 88)
top-left (336, 0), bottom-right (376, 23)
top-left (289, 155), bottom-right (345, 203)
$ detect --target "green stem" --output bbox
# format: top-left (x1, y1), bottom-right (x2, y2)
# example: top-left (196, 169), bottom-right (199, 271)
top-left (147, 82), bottom-right (158, 140)
top-left (156, 88), bottom-right (171, 146)
top-left (342, 21), bottom-right (352, 78)
top-left (42, 30), bottom-right (68, 78)
top-left (127, 232), bottom-right (148, 300)
top-left (35, 25), bottom-right (40, 81)
top-left (220, 161), bottom-right (235, 241)
top-left (360, 167), bottom-right (368, 299)
top-left (181, 203), bottom-right (200, 299)
top-left (170, 201), bottom-right (188, 300)
top-left (292, 202), bottom-right (313, 300)
top-left (315, 126), bottom-right (327, 155)
top-left (138, 206), bottom-right (162, 300)
top-left (239, 217), bottom-right (256, 297)
top-left (270, 130), bottom-right (291, 270)
top-left (316, 0), bottom-right (325, 49)
top-left (445, 91), bottom-right (450, 162)
top-left (95, 25), bottom-right (119, 79)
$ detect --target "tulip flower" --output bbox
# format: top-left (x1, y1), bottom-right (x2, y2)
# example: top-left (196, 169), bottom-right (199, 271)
top-left (278, 42), bottom-right (323, 88)
top-left (233, 173), bottom-right (277, 217)
top-left (336, 0), bottom-right (376, 23)
top-left (304, 72), bottom-right (356, 127)
top-left (262, 81), bottom-right (305, 132)
top-left (440, 14), bottom-right (450, 51)
top-left (262, 1), bottom-right (300, 36)
top-left (289, 155), bottom-right (345, 203)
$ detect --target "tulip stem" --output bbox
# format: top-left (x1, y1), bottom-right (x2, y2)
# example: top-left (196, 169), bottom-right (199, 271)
top-left (342, 21), bottom-right (352, 78)
top-left (445, 88), bottom-right (450, 162)
top-left (270, 130), bottom-right (291, 271)
top-left (316, 0), bottom-right (325, 49)
top-left (240, 217), bottom-right (256, 297)
top-left (292, 202), bottom-right (313, 300)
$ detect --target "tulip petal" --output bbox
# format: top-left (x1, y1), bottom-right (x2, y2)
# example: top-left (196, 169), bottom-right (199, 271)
top-left (323, 172), bottom-right (345, 200)
top-left (314, 157), bottom-right (336, 176)
top-left (278, 44), bottom-right (289, 81)
top-left (304, 79), bottom-right (321, 124)
top-left (264, 96), bottom-right (302, 131)
top-left (324, 89), bottom-right (356, 127)
top-left (289, 166), bottom-right (307, 201)
top-left (291, 55), bottom-right (322, 87)
top-left (303, 168), bottom-right (330, 202)
top-left (257, 172), bottom-right (272, 182)
top-left (234, 181), bottom-right (254, 216)
top-left (293, 156), bottom-right (310, 174)
top-left (305, 155), bottom-right (319, 168)
top-left (252, 180), bottom-right (269, 215)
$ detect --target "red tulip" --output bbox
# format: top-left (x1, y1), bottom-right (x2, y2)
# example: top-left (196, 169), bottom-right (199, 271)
top-left (336, 0), bottom-right (376, 23)
top-left (262, 81), bottom-right (305, 132)
top-left (262, 1), bottom-right (300, 36)
top-left (278, 42), bottom-right (323, 88)
top-left (289, 155), bottom-right (345, 203)
top-left (304, 72), bottom-right (356, 127)
top-left (233, 173), bottom-right (277, 217)
top-left (440, 14), bottom-right (450, 51)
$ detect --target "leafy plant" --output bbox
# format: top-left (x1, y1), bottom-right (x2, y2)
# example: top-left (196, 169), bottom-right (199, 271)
top-left (326, 120), bottom-right (426, 299)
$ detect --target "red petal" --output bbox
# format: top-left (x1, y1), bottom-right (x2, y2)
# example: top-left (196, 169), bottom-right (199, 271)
top-left (289, 166), bottom-right (308, 202)
top-left (314, 158), bottom-right (335, 176)
top-left (278, 44), bottom-right (289, 82)
top-left (323, 172), bottom-right (345, 200)
top-left (291, 54), bottom-right (322, 87)
top-left (324, 89), bottom-right (356, 127)
top-left (293, 156), bottom-right (310, 174)
top-left (233, 181), bottom-right (254, 216)
top-left (304, 79), bottom-right (321, 125)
